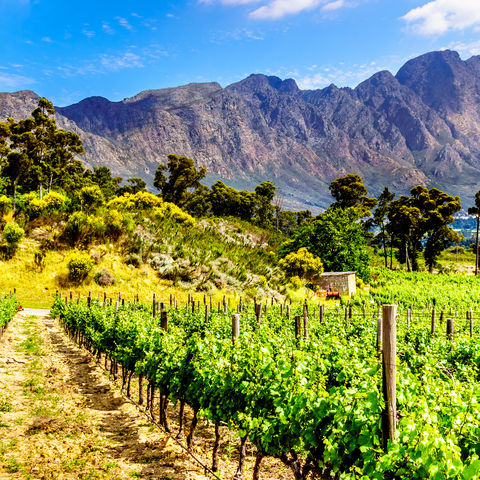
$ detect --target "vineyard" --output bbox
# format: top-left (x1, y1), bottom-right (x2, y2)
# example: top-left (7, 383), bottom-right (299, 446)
top-left (48, 271), bottom-right (480, 480)
top-left (0, 294), bottom-right (19, 340)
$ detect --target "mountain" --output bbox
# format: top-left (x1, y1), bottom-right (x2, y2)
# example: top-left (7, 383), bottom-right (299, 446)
top-left (2, 49), bottom-right (480, 211)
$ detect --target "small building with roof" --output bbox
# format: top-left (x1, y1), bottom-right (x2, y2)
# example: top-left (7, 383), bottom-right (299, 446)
top-left (316, 272), bottom-right (356, 297)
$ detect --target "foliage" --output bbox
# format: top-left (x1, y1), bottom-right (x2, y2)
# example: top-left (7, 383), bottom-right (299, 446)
top-left (107, 191), bottom-right (163, 211)
top-left (151, 203), bottom-right (195, 227)
top-left (388, 185), bottom-right (462, 272)
top-left (280, 207), bottom-right (370, 281)
top-left (329, 174), bottom-right (377, 217)
top-left (0, 195), bottom-right (12, 215)
top-left (66, 251), bottom-right (94, 284)
top-left (279, 247), bottom-right (323, 282)
top-left (80, 185), bottom-right (104, 212)
top-left (154, 154), bottom-right (206, 206)
top-left (63, 211), bottom-right (105, 246)
top-left (0, 294), bottom-right (19, 330)
top-left (3, 221), bottom-right (24, 247)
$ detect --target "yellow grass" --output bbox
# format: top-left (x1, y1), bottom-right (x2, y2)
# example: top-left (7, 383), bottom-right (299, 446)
top-left (1, 238), bottom-right (244, 308)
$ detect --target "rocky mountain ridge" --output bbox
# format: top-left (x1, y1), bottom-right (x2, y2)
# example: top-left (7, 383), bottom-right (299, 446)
top-left (1, 49), bottom-right (480, 210)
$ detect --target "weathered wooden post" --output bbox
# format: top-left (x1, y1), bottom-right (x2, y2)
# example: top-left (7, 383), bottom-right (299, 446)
top-left (447, 317), bottom-right (454, 341)
top-left (382, 304), bottom-right (397, 451)
top-left (152, 293), bottom-right (157, 318)
top-left (303, 304), bottom-right (309, 339)
top-left (469, 310), bottom-right (474, 338)
top-left (431, 308), bottom-right (436, 336)
top-left (161, 310), bottom-right (168, 332)
top-left (376, 315), bottom-right (382, 353)
top-left (205, 304), bottom-right (209, 324)
top-left (294, 316), bottom-right (302, 343)
top-left (320, 304), bottom-right (325, 323)
top-left (255, 303), bottom-right (262, 324)
top-left (232, 314), bottom-right (240, 344)
top-left (286, 304), bottom-right (290, 321)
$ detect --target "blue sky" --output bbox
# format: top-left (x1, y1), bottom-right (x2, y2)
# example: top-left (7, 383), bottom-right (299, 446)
top-left (1, 0), bottom-right (480, 105)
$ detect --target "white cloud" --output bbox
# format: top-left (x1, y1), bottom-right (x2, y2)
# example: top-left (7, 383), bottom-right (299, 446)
top-left (296, 61), bottom-right (391, 89)
top-left (116, 16), bottom-right (133, 30)
top-left (446, 39), bottom-right (480, 56)
top-left (322, 0), bottom-right (345, 12)
top-left (82, 29), bottom-right (96, 38)
top-left (102, 22), bottom-right (115, 35)
top-left (41, 36), bottom-right (52, 43)
top-left (200, 0), bottom-right (350, 19)
top-left (402, 0), bottom-right (480, 35)
top-left (100, 52), bottom-right (143, 71)
top-left (0, 72), bottom-right (35, 90)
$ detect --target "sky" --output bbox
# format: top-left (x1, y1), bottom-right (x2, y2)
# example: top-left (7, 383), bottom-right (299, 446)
top-left (1, 0), bottom-right (480, 106)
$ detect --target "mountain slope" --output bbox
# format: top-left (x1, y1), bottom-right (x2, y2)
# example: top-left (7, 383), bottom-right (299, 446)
top-left (2, 50), bottom-right (480, 210)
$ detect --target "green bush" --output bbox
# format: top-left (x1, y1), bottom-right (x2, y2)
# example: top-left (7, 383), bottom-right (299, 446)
top-left (64, 212), bottom-right (104, 246)
top-left (279, 247), bottom-right (323, 282)
top-left (80, 185), bottom-right (104, 212)
top-left (67, 252), bottom-right (94, 284)
top-left (3, 222), bottom-right (24, 247)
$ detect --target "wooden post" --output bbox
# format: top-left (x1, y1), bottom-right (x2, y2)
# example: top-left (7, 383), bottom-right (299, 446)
top-left (294, 316), bottom-right (302, 342)
top-left (232, 314), bottom-right (240, 344)
top-left (320, 304), bottom-right (324, 323)
top-left (255, 303), bottom-right (262, 324)
top-left (303, 304), bottom-right (309, 339)
top-left (286, 304), bottom-right (290, 320)
top-left (431, 308), bottom-right (436, 336)
top-left (161, 310), bottom-right (168, 332)
top-left (447, 318), bottom-right (454, 341)
top-left (344, 306), bottom-right (348, 325)
top-left (376, 315), bottom-right (382, 353)
top-left (115, 301), bottom-right (119, 314)
top-left (406, 308), bottom-right (411, 328)
top-left (470, 311), bottom-right (474, 338)
top-left (440, 310), bottom-right (444, 325)
top-left (152, 293), bottom-right (157, 318)
top-left (382, 304), bottom-right (397, 450)
top-left (87, 292), bottom-right (91, 308)
top-left (169, 293), bottom-right (173, 307)
top-left (205, 305), bottom-right (209, 324)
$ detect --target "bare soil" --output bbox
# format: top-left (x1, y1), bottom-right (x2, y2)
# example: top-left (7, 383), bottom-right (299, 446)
top-left (0, 310), bottom-right (293, 480)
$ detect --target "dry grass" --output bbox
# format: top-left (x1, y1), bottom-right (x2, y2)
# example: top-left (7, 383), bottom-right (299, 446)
top-left (0, 238), bottom-right (246, 308)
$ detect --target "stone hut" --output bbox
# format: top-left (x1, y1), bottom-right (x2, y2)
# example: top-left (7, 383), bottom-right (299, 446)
top-left (317, 272), bottom-right (356, 296)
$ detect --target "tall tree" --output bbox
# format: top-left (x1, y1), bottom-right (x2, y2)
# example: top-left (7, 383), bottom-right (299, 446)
top-left (388, 186), bottom-right (461, 272)
top-left (372, 187), bottom-right (395, 268)
top-left (329, 174), bottom-right (377, 217)
top-left (279, 207), bottom-right (371, 281)
top-left (468, 191), bottom-right (480, 275)
top-left (154, 154), bottom-right (206, 206)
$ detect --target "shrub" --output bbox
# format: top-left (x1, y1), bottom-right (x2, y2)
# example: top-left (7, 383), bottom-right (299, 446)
top-left (279, 247), bottom-right (323, 282)
top-left (108, 191), bottom-right (162, 211)
top-left (42, 191), bottom-right (67, 212)
top-left (67, 252), bottom-right (94, 284)
top-left (3, 222), bottom-right (24, 247)
top-left (80, 185), bottom-right (104, 212)
top-left (124, 253), bottom-right (142, 267)
top-left (94, 268), bottom-right (115, 286)
top-left (152, 203), bottom-right (195, 227)
top-left (34, 249), bottom-right (46, 271)
top-left (104, 209), bottom-right (125, 240)
top-left (64, 212), bottom-right (105, 246)
top-left (0, 195), bottom-right (12, 215)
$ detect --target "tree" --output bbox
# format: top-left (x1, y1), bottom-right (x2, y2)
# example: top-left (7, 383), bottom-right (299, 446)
top-left (2, 98), bottom-right (84, 205)
top-left (329, 174), bottom-right (377, 217)
top-left (279, 207), bottom-right (370, 281)
top-left (371, 187), bottom-right (395, 268)
top-left (86, 166), bottom-right (123, 199)
top-left (118, 177), bottom-right (147, 195)
top-left (468, 190), bottom-right (480, 275)
top-left (154, 154), bottom-right (206, 206)
top-left (388, 186), bottom-right (461, 272)
top-left (255, 181), bottom-right (276, 227)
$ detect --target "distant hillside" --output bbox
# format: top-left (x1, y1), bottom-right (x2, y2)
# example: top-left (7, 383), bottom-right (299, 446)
top-left (2, 49), bottom-right (480, 210)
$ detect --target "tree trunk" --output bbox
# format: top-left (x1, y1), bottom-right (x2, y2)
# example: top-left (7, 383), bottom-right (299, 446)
top-left (39, 183), bottom-right (43, 200)
top-left (13, 179), bottom-right (18, 213)
top-left (252, 452), bottom-right (264, 480)
top-left (212, 423), bottom-right (221, 472)
top-left (186, 409), bottom-right (198, 448)
top-left (381, 224), bottom-right (388, 268)
top-left (233, 435), bottom-right (247, 480)
top-left (476, 216), bottom-right (479, 276)
top-left (48, 173), bottom-right (53, 193)
top-left (176, 400), bottom-right (185, 438)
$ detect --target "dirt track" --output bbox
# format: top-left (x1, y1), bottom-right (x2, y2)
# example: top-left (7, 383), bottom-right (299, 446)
top-left (0, 310), bottom-right (210, 479)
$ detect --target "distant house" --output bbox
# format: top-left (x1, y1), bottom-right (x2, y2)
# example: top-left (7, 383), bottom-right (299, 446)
top-left (317, 272), bottom-right (356, 297)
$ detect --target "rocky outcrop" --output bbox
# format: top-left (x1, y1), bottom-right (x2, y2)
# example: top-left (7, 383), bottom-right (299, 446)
top-left (2, 50), bottom-right (480, 210)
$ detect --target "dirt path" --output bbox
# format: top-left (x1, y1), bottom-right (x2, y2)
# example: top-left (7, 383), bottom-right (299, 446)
top-left (0, 310), bottom-right (211, 480)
